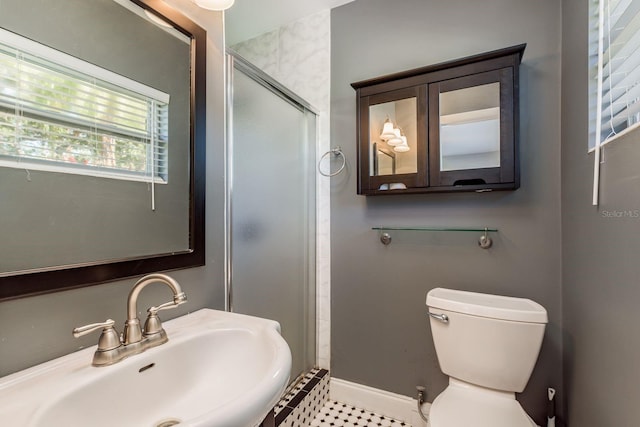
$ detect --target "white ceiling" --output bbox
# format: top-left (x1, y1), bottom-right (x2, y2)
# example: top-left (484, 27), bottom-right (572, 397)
top-left (225, 0), bottom-right (355, 45)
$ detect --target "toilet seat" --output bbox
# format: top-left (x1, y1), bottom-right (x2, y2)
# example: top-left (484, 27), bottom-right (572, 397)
top-left (428, 379), bottom-right (538, 427)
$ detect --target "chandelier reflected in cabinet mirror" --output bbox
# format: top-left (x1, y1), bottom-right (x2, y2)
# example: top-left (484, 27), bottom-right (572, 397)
top-left (369, 97), bottom-right (417, 179)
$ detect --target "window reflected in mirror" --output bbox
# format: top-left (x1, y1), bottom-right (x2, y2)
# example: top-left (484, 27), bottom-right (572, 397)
top-left (369, 97), bottom-right (417, 176)
top-left (439, 82), bottom-right (500, 172)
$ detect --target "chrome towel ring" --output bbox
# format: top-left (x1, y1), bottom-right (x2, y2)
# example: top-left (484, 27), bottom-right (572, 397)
top-left (318, 146), bottom-right (346, 177)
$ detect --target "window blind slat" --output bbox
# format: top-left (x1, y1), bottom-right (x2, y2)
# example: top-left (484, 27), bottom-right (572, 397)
top-left (602, 67), bottom-right (640, 111)
top-left (603, 79), bottom-right (640, 111)
top-left (607, 0), bottom-right (636, 37)
top-left (602, 11), bottom-right (640, 73)
top-left (0, 101), bottom-right (152, 140)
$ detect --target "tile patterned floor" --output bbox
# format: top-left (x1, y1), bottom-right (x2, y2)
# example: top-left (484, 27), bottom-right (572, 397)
top-left (311, 400), bottom-right (412, 427)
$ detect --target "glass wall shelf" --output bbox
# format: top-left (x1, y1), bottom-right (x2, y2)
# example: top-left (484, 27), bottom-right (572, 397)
top-left (372, 226), bottom-right (497, 232)
top-left (372, 226), bottom-right (497, 248)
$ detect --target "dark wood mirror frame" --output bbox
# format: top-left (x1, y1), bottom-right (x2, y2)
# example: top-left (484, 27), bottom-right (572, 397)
top-left (0, 0), bottom-right (206, 301)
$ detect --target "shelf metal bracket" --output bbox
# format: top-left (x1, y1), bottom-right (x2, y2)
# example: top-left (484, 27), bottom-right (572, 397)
top-left (478, 227), bottom-right (493, 249)
top-left (380, 232), bottom-right (392, 245)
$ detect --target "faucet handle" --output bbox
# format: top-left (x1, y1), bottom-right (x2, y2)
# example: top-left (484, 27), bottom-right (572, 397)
top-left (143, 294), bottom-right (187, 338)
top-left (147, 301), bottom-right (179, 315)
top-left (73, 319), bottom-right (115, 338)
top-left (147, 292), bottom-right (187, 315)
top-left (73, 319), bottom-right (122, 352)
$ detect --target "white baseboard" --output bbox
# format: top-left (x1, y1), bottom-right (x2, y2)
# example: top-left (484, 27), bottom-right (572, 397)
top-left (330, 377), bottom-right (430, 427)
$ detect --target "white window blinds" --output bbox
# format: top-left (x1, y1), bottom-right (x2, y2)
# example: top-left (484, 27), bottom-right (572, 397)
top-left (590, 0), bottom-right (640, 204)
top-left (0, 28), bottom-right (169, 183)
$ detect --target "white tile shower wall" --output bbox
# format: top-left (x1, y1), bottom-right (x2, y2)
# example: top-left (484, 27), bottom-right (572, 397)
top-left (232, 10), bottom-right (331, 369)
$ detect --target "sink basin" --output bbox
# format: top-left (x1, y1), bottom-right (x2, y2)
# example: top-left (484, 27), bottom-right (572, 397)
top-left (0, 309), bottom-right (291, 427)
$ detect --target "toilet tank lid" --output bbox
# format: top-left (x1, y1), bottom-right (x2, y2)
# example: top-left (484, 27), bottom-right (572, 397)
top-left (426, 288), bottom-right (548, 323)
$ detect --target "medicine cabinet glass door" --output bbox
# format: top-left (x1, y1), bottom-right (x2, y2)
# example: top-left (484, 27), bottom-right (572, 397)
top-left (428, 68), bottom-right (516, 188)
top-left (358, 86), bottom-right (427, 192)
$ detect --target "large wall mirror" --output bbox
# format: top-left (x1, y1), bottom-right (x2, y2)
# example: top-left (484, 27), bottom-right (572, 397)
top-left (0, 0), bottom-right (206, 300)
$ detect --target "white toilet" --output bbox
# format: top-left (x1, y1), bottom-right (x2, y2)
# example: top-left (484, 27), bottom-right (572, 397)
top-left (426, 287), bottom-right (548, 427)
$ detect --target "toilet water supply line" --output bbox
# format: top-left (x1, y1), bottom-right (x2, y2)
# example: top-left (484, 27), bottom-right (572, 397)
top-left (547, 388), bottom-right (556, 427)
top-left (416, 386), bottom-right (429, 423)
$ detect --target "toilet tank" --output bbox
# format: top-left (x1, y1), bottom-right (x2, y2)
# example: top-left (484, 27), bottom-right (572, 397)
top-left (426, 288), bottom-right (547, 393)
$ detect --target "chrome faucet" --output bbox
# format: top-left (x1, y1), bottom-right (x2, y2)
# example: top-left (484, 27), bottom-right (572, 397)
top-left (73, 273), bottom-right (187, 366)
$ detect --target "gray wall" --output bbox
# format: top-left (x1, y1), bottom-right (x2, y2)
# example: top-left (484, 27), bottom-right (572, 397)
top-left (330, 0), bottom-right (563, 423)
top-left (0, 0), bottom-right (227, 377)
top-left (562, 1), bottom-right (640, 425)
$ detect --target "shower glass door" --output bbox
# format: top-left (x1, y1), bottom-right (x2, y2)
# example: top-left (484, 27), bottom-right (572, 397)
top-left (227, 53), bottom-right (317, 381)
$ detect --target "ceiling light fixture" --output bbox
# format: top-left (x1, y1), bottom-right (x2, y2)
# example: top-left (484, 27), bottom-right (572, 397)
top-left (193, 0), bottom-right (235, 11)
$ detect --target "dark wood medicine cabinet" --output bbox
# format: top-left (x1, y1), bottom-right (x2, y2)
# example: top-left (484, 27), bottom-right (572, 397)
top-left (352, 44), bottom-right (525, 195)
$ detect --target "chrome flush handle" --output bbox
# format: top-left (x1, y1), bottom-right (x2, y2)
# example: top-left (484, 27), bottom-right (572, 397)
top-left (428, 312), bottom-right (449, 323)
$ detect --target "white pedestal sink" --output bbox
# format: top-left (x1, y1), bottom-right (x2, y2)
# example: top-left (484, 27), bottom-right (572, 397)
top-left (0, 309), bottom-right (292, 427)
